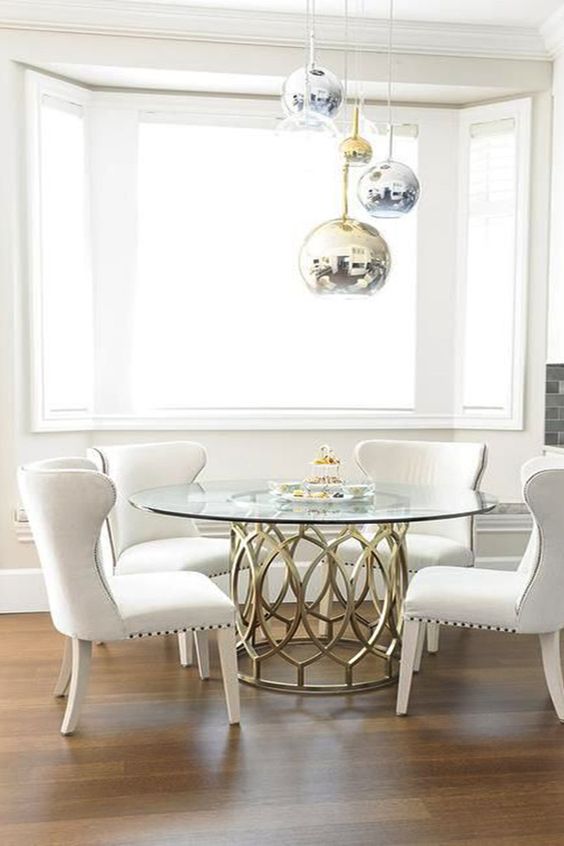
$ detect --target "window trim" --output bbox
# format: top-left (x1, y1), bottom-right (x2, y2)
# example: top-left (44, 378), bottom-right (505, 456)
top-left (26, 70), bottom-right (95, 431)
top-left (26, 73), bottom-right (532, 433)
top-left (454, 97), bottom-right (532, 430)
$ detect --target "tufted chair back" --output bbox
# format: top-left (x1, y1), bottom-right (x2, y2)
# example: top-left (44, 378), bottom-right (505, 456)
top-left (516, 457), bottom-right (564, 633)
top-left (88, 441), bottom-right (207, 560)
top-left (18, 460), bottom-right (125, 642)
top-left (355, 439), bottom-right (487, 547)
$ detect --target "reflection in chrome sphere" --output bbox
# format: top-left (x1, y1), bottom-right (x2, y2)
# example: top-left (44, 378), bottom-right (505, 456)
top-left (357, 159), bottom-right (420, 218)
top-left (299, 218), bottom-right (391, 296)
top-left (282, 65), bottom-right (344, 119)
top-left (277, 111), bottom-right (339, 137)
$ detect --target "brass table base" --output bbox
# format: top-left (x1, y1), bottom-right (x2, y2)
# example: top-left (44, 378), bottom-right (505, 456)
top-left (230, 521), bottom-right (409, 694)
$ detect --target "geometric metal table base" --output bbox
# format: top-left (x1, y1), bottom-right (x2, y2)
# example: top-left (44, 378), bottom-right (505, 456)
top-left (230, 521), bottom-right (409, 694)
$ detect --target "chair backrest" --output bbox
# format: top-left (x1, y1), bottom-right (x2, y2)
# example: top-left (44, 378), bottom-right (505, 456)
top-left (88, 441), bottom-right (207, 559)
top-left (18, 460), bottom-right (125, 642)
top-left (516, 456), bottom-right (564, 633)
top-left (355, 439), bottom-right (487, 547)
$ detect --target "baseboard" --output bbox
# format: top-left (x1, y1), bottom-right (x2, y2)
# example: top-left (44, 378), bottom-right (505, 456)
top-left (474, 555), bottom-right (521, 571)
top-left (0, 568), bottom-right (48, 613)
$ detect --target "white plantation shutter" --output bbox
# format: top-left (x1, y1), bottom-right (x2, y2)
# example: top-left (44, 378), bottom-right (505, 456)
top-left (458, 102), bottom-right (530, 421)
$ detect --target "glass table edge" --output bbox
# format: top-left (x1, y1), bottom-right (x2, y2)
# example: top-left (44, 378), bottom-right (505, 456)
top-left (129, 492), bottom-right (499, 526)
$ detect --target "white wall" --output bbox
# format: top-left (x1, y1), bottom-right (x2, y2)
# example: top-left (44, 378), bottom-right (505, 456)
top-left (0, 27), bottom-right (553, 571)
top-left (548, 53), bottom-right (564, 362)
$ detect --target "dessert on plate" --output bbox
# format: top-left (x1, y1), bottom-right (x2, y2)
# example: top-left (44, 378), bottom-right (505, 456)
top-left (305, 444), bottom-right (343, 486)
top-left (268, 445), bottom-right (372, 501)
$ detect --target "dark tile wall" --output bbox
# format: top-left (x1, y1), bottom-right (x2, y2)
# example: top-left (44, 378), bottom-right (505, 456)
top-left (545, 364), bottom-right (564, 445)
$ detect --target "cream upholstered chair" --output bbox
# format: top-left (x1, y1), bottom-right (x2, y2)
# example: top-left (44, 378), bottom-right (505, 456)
top-left (397, 456), bottom-right (564, 721)
top-left (340, 439), bottom-right (487, 654)
top-left (88, 442), bottom-right (230, 678)
top-left (18, 460), bottom-right (240, 735)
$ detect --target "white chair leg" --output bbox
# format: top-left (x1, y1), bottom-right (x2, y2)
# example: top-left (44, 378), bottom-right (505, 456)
top-left (194, 631), bottom-right (210, 680)
top-left (217, 627), bottom-right (240, 725)
top-left (414, 622), bottom-right (426, 673)
top-left (396, 620), bottom-right (421, 716)
top-left (178, 631), bottom-right (194, 667)
top-left (539, 631), bottom-right (564, 722)
top-left (61, 639), bottom-right (92, 736)
top-left (427, 622), bottom-right (440, 654)
top-left (53, 637), bottom-right (72, 698)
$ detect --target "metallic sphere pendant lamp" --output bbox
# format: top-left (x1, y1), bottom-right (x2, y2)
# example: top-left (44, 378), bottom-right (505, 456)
top-left (299, 106), bottom-right (390, 296)
top-left (280, 0), bottom-right (344, 135)
top-left (299, 1), bottom-right (390, 296)
top-left (357, 0), bottom-right (420, 218)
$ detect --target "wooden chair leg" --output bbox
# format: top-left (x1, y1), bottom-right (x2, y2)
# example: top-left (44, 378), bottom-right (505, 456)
top-left (217, 628), bottom-right (240, 725)
top-left (53, 636), bottom-right (72, 698)
top-left (396, 619), bottom-right (421, 716)
top-left (178, 631), bottom-right (194, 667)
top-left (414, 622), bottom-right (426, 673)
top-left (427, 622), bottom-right (440, 654)
top-left (539, 631), bottom-right (564, 722)
top-left (194, 631), bottom-right (210, 680)
top-left (61, 639), bottom-right (92, 736)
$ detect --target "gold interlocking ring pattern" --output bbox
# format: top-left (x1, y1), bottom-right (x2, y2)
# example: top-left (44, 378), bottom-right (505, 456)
top-left (230, 521), bottom-right (409, 693)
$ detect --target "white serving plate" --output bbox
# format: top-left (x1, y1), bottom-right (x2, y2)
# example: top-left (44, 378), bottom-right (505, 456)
top-left (268, 481), bottom-right (374, 503)
top-left (276, 491), bottom-right (356, 504)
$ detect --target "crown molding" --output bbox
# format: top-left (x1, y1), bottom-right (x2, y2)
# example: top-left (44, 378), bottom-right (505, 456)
top-left (0, 0), bottom-right (550, 61)
top-left (541, 6), bottom-right (564, 58)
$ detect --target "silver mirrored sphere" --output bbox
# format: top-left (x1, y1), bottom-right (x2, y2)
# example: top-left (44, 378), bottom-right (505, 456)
top-left (299, 218), bottom-right (391, 296)
top-left (357, 160), bottom-right (420, 218)
top-left (282, 65), bottom-right (344, 119)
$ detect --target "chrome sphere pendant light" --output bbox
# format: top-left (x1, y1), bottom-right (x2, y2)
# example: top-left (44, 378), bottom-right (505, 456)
top-left (358, 0), bottom-right (420, 218)
top-left (280, 0), bottom-right (344, 132)
top-left (282, 65), bottom-right (344, 121)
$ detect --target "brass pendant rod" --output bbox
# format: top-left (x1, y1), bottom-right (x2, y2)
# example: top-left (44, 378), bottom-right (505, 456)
top-left (352, 104), bottom-right (360, 138)
top-left (341, 162), bottom-right (350, 223)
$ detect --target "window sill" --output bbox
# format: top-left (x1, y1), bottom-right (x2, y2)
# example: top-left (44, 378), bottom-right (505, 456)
top-left (32, 411), bottom-right (524, 432)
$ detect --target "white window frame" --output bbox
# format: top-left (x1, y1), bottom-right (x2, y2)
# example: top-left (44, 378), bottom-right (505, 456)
top-left (25, 72), bottom-right (532, 432)
top-left (454, 98), bottom-right (531, 430)
top-left (26, 70), bottom-right (95, 431)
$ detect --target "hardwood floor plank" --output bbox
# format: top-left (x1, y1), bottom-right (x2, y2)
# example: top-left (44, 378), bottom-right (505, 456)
top-left (1, 614), bottom-right (564, 845)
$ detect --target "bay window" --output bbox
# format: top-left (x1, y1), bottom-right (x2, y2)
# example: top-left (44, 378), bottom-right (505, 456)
top-left (25, 70), bottom-right (531, 431)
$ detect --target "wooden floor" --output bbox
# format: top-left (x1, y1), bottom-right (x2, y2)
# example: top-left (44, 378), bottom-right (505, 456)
top-left (2, 615), bottom-right (564, 846)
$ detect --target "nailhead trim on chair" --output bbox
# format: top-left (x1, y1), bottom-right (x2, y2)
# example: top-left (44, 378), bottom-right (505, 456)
top-left (406, 616), bottom-right (517, 633)
top-left (128, 622), bottom-right (233, 639)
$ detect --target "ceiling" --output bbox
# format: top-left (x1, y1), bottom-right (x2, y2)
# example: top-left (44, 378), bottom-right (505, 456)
top-left (141, 0), bottom-right (563, 29)
top-left (46, 64), bottom-right (527, 105)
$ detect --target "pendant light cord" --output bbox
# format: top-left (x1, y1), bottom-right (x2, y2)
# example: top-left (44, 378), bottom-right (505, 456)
top-left (309, 0), bottom-right (316, 67)
top-left (343, 0), bottom-right (349, 128)
top-left (387, 0), bottom-right (394, 160)
top-left (358, 0), bottom-right (365, 114)
top-left (305, 0), bottom-right (311, 116)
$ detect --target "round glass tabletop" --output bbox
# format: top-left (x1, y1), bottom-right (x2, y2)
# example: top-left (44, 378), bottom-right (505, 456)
top-left (130, 480), bottom-right (497, 526)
